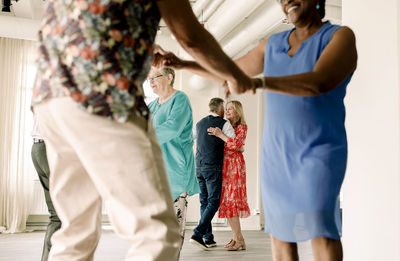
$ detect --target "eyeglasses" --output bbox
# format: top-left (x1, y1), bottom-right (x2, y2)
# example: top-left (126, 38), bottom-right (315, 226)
top-left (148, 74), bottom-right (164, 81)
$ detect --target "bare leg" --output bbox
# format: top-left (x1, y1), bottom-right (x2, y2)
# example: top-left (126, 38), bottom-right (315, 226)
top-left (270, 235), bottom-right (299, 261)
top-left (224, 219), bottom-right (234, 247)
top-left (226, 217), bottom-right (246, 250)
top-left (227, 216), bottom-right (244, 241)
top-left (311, 237), bottom-right (343, 261)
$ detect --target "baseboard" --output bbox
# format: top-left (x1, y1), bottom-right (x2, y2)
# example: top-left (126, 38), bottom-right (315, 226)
top-left (26, 214), bottom-right (111, 231)
top-left (27, 215), bottom-right (262, 231)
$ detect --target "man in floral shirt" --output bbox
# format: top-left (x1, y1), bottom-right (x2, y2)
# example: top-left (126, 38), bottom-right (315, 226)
top-left (32, 0), bottom-right (256, 260)
top-left (32, 0), bottom-right (158, 122)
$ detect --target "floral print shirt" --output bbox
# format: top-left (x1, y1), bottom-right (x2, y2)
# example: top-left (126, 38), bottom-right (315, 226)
top-left (32, 0), bottom-right (160, 122)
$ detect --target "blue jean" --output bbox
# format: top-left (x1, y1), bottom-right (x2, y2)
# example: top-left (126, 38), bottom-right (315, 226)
top-left (193, 164), bottom-right (222, 241)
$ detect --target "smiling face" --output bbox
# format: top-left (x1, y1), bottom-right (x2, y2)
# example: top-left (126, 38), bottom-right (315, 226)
top-left (147, 67), bottom-right (169, 95)
top-left (279, 0), bottom-right (319, 25)
top-left (225, 102), bottom-right (238, 123)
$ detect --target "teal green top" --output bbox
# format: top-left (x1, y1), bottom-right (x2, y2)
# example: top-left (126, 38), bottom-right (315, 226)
top-left (148, 91), bottom-right (200, 200)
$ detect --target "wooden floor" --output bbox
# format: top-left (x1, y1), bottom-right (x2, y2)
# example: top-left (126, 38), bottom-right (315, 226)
top-left (0, 229), bottom-right (313, 260)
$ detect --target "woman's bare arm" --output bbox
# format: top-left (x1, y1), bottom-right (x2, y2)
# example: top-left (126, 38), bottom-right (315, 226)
top-left (154, 38), bottom-right (268, 80)
top-left (235, 38), bottom-right (268, 77)
top-left (153, 47), bottom-right (225, 83)
top-left (260, 27), bottom-right (357, 96)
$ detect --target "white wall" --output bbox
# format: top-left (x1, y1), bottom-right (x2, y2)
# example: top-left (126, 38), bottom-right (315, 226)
top-left (342, 1), bottom-right (400, 260)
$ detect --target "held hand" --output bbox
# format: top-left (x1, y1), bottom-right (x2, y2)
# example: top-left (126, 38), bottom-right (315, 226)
top-left (152, 44), bottom-right (164, 67)
top-left (222, 81), bottom-right (231, 98)
top-left (207, 127), bottom-right (223, 137)
top-left (227, 73), bottom-right (255, 95)
top-left (247, 78), bottom-right (261, 94)
top-left (153, 45), bottom-right (184, 69)
top-left (241, 78), bottom-right (264, 95)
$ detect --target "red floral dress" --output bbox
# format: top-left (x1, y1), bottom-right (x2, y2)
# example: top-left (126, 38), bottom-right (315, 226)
top-left (218, 124), bottom-right (250, 218)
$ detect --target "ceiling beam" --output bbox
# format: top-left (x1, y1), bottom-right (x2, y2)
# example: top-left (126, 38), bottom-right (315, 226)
top-left (0, 16), bottom-right (40, 40)
top-left (192, 0), bottom-right (212, 18)
top-left (205, 0), bottom-right (265, 41)
top-left (220, 1), bottom-right (283, 57)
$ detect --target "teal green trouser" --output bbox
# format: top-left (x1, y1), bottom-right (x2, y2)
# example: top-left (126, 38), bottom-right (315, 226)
top-left (31, 142), bottom-right (61, 261)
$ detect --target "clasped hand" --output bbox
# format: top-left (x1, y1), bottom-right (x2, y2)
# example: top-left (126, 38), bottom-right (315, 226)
top-left (152, 45), bottom-right (184, 69)
top-left (207, 127), bottom-right (222, 137)
top-left (152, 45), bottom-right (260, 97)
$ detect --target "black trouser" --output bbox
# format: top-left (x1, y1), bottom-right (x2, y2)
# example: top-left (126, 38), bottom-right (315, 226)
top-left (31, 141), bottom-right (61, 261)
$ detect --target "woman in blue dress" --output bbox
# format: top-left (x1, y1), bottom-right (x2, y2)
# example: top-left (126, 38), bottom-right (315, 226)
top-left (155, 0), bottom-right (357, 260)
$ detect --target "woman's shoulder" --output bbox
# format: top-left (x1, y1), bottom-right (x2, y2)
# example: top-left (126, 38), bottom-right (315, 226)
top-left (330, 25), bottom-right (356, 41)
top-left (174, 90), bottom-right (188, 98)
top-left (160, 90), bottom-right (187, 106)
top-left (236, 124), bottom-right (248, 131)
top-left (319, 21), bottom-right (346, 40)
top-left (173, 90), bottom-right (191, 104)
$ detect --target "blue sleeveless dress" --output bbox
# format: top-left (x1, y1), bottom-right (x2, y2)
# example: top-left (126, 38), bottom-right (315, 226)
top-left (261, 21), bottom-right (353, 242)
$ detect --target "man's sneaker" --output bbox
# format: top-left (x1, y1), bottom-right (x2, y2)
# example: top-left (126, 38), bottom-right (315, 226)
top-left (190, 235), bottom-right (208, 250)
top-left (204, 239), bottom-right (217, 248)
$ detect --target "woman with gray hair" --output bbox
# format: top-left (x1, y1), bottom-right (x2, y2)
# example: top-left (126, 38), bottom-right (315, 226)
top-left (147, 66), bottom-right (199, 254)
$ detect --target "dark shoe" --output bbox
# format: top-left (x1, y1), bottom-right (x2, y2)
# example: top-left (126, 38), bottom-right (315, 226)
top-left (204, 239), bottom-right (217, 248)
top-left (190, 235), bottom-right (208, 250)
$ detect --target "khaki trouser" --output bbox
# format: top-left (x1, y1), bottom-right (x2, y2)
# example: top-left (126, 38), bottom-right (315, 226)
top-left (35, 97), bottom-right (181, 261)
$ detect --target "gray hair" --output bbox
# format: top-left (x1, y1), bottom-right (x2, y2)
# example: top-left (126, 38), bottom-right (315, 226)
top-left (209, 97), bottom-right (224, 113)
top-left (160, 67), bottom-right (175, 86)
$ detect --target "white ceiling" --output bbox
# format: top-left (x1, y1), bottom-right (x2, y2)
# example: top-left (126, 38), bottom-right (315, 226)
top-left (0, 0), bottom-right (45, 19)
top-left (160, 0), bottom-right (342, 58)
top-left (0, 0), bottom-right (341, 57)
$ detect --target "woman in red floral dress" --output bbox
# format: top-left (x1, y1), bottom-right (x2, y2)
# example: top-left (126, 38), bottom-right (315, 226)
top-left (207, 100), bottom-right (250, 251)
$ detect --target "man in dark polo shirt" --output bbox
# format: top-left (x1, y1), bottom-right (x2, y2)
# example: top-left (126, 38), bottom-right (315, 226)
top-left (190, 98), bottom-right (235, 249)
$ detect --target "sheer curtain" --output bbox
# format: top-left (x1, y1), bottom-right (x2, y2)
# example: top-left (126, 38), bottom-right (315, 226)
top-left (0, 37), bottom-right (37, 233)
